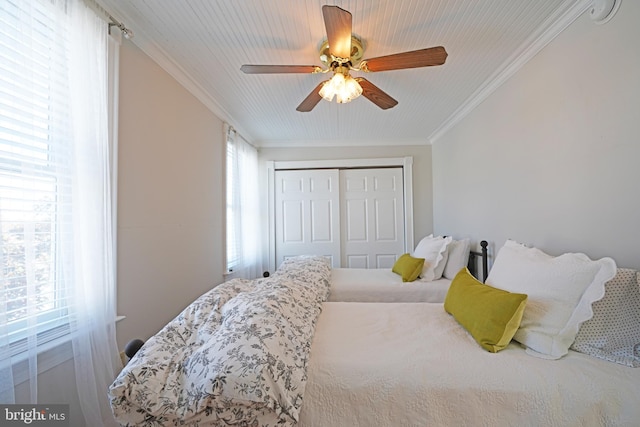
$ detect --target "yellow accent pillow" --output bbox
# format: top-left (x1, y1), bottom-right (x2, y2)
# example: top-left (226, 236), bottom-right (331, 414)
top-left (392, 254), bottom-right (425, 282)
top-left (444, 268), bottom-right (528, 353)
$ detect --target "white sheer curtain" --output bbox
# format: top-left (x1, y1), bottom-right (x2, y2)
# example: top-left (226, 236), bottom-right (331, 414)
top-left (66, 1), bottom-right (122, 425)
top-left (0, 0), bottom-right (121, 425)
top-left (225, 125), bottom-right (262, 279)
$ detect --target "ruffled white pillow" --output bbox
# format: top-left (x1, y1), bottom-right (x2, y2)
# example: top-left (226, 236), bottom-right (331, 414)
top-left (486, 240), bottom-right (616, 359)
top-left (443, 238), bottom-right (471, 280)
top-left (412, 235), bottom-right (452, 282)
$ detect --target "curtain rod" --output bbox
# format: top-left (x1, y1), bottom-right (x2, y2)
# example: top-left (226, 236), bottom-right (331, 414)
top-left (108, 15), bottom-right (134, 39)
top-left (85, 0), bottom-right (134, 39)
top-left (225, 123), bottom-right (257, 150)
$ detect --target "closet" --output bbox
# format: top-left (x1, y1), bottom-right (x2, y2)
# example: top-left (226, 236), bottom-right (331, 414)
top-left (267, 157), bottom-right (414, 270)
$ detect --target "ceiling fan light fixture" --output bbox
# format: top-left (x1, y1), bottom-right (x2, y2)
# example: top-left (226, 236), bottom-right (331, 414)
top-left (318, 82), bottom-right (333, 102)
top-left (319, 72), bottom-right (362, 104)
top-left (337, 75), bottom-right (362, 103)
top-left (319, 72), bottom-right (345, 101)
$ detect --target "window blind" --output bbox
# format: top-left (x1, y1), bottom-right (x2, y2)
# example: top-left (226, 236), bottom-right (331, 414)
top-left (1, 0), bottom-right (73, 353)
top-left (225, 127), bottom-right (260, 278)
top-left (226, 129), bottom-right (240, 272)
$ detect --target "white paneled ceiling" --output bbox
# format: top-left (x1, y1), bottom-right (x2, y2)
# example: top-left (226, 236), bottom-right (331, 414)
top-left (98, 0), bottom-right (590, 146)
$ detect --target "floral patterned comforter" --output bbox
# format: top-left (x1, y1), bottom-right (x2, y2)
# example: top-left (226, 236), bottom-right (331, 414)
top-left (109, 256), bottom-right (331, 426)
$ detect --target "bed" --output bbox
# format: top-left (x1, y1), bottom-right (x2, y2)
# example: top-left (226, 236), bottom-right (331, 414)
top-left (329, 268), bottom-right (452, 302)
top-left (299, 302), bottom-right (640, 426)
top-left (110, 245), bottom-right (640, 426)
top-left (328, 238), bottom-right (488, 302)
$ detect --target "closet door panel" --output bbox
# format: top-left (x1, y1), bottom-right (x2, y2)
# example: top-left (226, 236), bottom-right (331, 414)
top-left (281, 200), bottom-right (303, 243)
top-left (310, 199), bottom-right (334, 242)
top-left (341, 168), bottom-right (405, 268)
top-left (374, 198), bottom-right (399, 241)
top-left (275, 170), bottom-right (340, 267)
top-left (345, 199), bottom-right (368, 241)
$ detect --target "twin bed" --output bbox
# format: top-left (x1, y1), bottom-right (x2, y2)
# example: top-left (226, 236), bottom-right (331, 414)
top-left (329, 238), bottom-right (487, 303)
top-left (329, 267), bottom-right (452, 302)
top-left (109, 238), bottom-right (640, 426)
top-left (300, 302), bottom-right (639, 426)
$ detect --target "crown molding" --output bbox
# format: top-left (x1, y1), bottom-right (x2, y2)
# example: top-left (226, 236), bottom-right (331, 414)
top-left (256, 138), bottom-right (430, 149)
top-left (99, 1), bottom-right (255, 143)
top-left (428, 0), bottom-right (592, 144)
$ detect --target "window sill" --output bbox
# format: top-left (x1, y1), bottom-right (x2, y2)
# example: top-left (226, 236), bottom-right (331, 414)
top-left (11, 315), bottom-right (127, 386)
top-left (223, 270), bottom-right (238, 281)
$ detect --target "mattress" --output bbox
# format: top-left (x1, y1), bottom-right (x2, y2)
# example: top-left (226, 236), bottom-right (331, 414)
top-left (329, 268), bottom-right (451, 302)
top-left (299, 302), bottom-right (640, 427)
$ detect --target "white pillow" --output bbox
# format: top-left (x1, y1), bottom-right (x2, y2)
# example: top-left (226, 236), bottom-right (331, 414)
top-left (571, 268), bottom-right (640, 367)
top-left (434, 247), bottom-right (449, 280)
top-left (486, 240), bottom-right (616, 359)
top-left (412, 235), bottom-right (452, 282)
top-left (443, 238), bottom-right (471, 280)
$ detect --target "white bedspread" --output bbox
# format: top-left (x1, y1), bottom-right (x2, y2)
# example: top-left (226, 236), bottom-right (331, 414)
top-left (329, 268), bottom-right (451, 302)
top-left (299, 302), bottom-right (640, 427)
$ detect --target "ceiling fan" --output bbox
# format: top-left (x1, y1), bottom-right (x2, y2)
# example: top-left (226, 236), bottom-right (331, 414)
top-left (240, 5), bottom-right (448, 112)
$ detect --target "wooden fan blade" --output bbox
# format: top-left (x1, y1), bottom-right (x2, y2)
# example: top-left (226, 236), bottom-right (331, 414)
top-left (362, 46), bottom-right (448, 72)
top-left (322, 5), bottom-right (352, 60)
top-left (296, 82), bottom-right (326, 112)
top-left (241, 65), bottom-right (319, 74)
top-left (356, 78), bottom-right (398, 110)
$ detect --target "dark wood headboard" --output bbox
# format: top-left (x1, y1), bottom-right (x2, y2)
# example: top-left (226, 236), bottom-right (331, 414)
top-left (468, 240), bottom-right (489, 282)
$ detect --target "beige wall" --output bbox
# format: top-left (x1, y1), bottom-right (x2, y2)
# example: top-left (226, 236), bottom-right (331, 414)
top-left (115, 39), bottom-right (226, 348)
top-left (433, 2), bottom-right (640, 269)
top-left (258, 144), bottom-right (434, 266)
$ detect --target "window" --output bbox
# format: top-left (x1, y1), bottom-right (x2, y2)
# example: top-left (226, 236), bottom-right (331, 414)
top-left (0, 0), bottom-right (73, 353)
top-left (1, 0), bottom-right (121, 416)
top-left (226, 129), bottom-right (240, 273)
top-left (225, 125), bottom-right (261, 279)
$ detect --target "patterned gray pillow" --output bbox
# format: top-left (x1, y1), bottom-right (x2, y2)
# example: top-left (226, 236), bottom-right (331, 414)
top-left (571, 268), bottom-right (640, 367)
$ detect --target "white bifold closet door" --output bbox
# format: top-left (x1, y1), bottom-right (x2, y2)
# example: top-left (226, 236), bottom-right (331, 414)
top-left (274, 168), bottom-right (405, 268)
top-left (275, 169), bottom-right (341, 267)
top-left (340, 168), bottom-right (404, 268)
